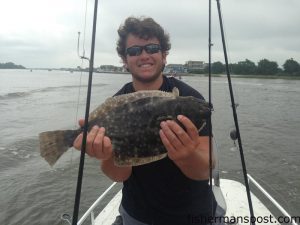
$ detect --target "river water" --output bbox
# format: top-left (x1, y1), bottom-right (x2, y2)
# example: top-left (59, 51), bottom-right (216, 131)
top-left (0, 69), bottom-right (299, 225)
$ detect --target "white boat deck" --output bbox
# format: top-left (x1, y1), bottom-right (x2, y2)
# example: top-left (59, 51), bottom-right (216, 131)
top-left (93, 179), bottom-right (281, 225)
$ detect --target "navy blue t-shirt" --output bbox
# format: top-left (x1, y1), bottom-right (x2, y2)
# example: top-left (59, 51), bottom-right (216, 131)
top-left (114, 76), bottom-right (216, 225)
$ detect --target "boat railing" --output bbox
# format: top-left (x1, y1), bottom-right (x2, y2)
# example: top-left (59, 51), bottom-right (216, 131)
top-left (77, 182), bottom-right (117, 225)
top-left (76, 175), bottom-right (298, 225)
top-left (247, 174), bottom-right (298, 225)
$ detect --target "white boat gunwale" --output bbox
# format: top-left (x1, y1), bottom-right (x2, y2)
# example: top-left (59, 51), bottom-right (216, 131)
top-left (77, 182), bottom-right (118, 225)
top-left (77, 174), bottom-right (298, 225)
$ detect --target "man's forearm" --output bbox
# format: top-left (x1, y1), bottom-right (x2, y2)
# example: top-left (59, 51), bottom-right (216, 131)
top-left (100, 157), bottom-right (132, 182)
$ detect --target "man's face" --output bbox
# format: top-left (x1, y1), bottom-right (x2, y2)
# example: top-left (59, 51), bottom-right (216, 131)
top-left (124, 34), bottom-right (166, 83)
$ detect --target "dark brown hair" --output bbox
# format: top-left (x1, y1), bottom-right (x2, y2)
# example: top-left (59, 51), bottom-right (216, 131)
top-left (116, 16), bottom-right (171, 60)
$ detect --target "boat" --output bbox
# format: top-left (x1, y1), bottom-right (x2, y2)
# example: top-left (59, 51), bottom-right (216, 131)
top-left (72, 133), bottom-right (297, 225)
top-left (70, 122), bottom-right (298, 225)
top-left (75, 166), bottom-right (298, 225)
top-left (75, 168), bottom-right (298, 225)
top-left (66, 1), bottom-right (299, 225)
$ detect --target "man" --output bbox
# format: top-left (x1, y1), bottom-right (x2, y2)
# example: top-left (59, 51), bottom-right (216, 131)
top-left (74, 16), bottom-right (217, 225)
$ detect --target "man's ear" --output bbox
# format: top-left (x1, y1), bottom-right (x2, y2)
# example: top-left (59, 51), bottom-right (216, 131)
top-left (123, 62), bottom-right (130, 72)
top-left (122, 57), bottom-right (129, 72)
top-left (162, 52), bottom-right (167, 65)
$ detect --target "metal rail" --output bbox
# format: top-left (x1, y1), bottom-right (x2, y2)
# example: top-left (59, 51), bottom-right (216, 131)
top-left (77, 182), bottom-right (117, 225)
top-left (247, 174), bottom-right (298, 225)
top-left (77, 176), bottom-right (298, 225)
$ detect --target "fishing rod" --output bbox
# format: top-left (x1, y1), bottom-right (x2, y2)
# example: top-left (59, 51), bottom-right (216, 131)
top-left (72, 0), bottom-right (99, 224)
top-left (215, 0), bottom-right (256, 224)
top-left (207, 0), bottom-right (215, 220)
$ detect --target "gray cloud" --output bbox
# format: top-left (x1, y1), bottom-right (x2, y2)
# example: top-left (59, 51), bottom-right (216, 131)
top-left (0, 0), bottom-right (299, 68)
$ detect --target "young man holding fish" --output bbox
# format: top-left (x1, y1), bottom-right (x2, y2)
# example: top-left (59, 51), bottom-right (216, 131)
top-left (74, 17), bottom-right (218, 225)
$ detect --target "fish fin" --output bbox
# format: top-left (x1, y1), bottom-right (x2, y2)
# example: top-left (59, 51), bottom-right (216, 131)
top-left (89, 90), bottom-right (176, 121)
top-left (89, 97), bottom-right (116, 121)
top-left (39, 129), bottom-right (79, 166)
top-left (112, 90), bottom-right (175, 106)
top-left (89, 104), bottom-right (105, 121)
top-left (132, 153), bottom-right (167, 166)
top-left (114, 153), bottom-right (167, 167)
top-left (172, 87), bottom-right (180, 96)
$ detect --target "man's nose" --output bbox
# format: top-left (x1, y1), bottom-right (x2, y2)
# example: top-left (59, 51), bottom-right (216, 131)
top-left (139, 49), bottom-right (150, 57)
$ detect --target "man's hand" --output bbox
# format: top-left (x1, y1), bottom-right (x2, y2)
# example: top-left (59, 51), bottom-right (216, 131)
top-left (73, 119), bottom-right (131, 182)
top-left (73, 119), bottom-right (113, 161)
top-left (159, 115), bottom-right (213, 180)
top-left (159, 115), bottom-right (200, 162)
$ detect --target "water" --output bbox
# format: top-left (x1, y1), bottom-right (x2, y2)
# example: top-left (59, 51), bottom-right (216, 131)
top-left (0, 69), bottom-right (299, 225)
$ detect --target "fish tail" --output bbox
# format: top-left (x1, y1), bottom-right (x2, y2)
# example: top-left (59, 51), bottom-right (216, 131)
top-left (39, 129), bottom-right (80, 166)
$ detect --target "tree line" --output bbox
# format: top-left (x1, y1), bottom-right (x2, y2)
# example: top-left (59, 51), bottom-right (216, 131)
top-left (0, 62), bottom-right (26, 69)
top-left (194, 58), bottom-right (300, 76)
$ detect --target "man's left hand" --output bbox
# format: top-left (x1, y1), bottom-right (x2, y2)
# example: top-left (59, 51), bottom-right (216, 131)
top-left (159, 115), bottom-right (200, 162)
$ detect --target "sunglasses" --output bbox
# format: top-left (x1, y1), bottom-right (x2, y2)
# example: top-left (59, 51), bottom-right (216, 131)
top-left (125, 44), bottom-right (161, 56)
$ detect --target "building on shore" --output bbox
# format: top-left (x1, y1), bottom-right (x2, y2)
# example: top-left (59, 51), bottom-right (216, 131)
top-left (185, 60), bottom-right (206, 72)
top-left (164, 64), bottom-right (187, 74)
top-left (94, 60), bottom-right (208, 74)
top-left (96, 65), bottom-right (126, 73)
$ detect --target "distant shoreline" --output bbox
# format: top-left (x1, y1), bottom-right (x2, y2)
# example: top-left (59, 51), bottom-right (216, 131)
top-left (223, 74), bottom-right (300, 80)
top-left (1, 69), bottom-right (299, 80)
top-left (186, 73), bottom-right (300, 80)
top-left (165, 72), bottom-right (300, 80)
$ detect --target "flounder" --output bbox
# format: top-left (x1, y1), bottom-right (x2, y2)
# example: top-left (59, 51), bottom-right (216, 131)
top-left (39, 88), bottom-right (211, 167)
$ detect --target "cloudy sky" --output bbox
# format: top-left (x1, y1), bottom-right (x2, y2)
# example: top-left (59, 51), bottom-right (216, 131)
top-left (0, 0), bottom-right (299, 68)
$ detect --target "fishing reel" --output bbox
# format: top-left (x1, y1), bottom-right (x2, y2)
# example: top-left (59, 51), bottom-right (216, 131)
top-left (230, 129), bottom-right (238, 152)
top-left (230, 129), bottom-right (238, 141)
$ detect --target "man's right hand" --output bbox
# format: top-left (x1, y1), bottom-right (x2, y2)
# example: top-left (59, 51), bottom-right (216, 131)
top-left (73, 119), bottom-right (113, 161)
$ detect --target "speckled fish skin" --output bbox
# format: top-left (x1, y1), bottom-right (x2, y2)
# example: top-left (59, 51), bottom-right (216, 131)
top-left (39, 89), bottom-right (177, 166)
top-left (88, 89), bottom-right (177, 121)
top-left (39, 88), bottom-right (211, 167)
top-left (101, 95), bottom-right (211, 166)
